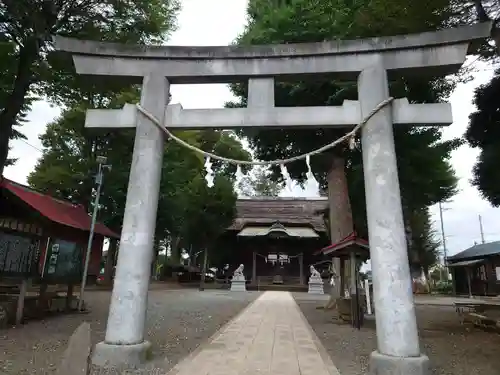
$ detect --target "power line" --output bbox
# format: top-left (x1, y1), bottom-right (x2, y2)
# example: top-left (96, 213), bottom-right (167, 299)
top-left (462, 55), bottom-right (483, 70)
top-left (17, 138), bottom-right (43, 153)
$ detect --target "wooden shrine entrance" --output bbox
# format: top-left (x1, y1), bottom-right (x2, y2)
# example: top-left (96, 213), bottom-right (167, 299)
top-left (222, 197), bottom-right (329, 289)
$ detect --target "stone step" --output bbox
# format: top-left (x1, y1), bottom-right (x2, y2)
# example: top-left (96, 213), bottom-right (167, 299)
top-left (248, 284), bottom-right (307, 292)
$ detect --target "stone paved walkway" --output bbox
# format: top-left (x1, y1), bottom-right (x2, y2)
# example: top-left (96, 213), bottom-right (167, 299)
top-left (167, 291), bottom-right (340, 375)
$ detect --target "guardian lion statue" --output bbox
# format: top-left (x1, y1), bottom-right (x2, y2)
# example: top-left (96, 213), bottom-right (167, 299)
top-left (233, 264), bottom-right (244, 277)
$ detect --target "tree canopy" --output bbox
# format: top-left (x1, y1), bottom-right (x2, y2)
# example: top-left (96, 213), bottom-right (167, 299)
top-left (7, 0), bottom-right (495, 276)
top-left (28, 87), bottom-right (250, 261)
top-left (0, 0), bottom-right (180, 174)
top-left (238, 166), bottom-right (282, 197)
top-left (0, 35), bottom-right (34, 167)
top-left (465, 68), bottom-right (500, 206)
top-left (464, 0), bottom-right (500, 57)
top-left (408, 207), bottom-right (441, 276)
top-left (229, 0), bottom-right (461, 249)
top-left (230, 0), bottom-right (460, 222)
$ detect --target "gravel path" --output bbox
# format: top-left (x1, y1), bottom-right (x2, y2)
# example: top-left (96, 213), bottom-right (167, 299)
top-left (0, 290), bottom-right (260, 374)
top-left (293, 293), bottom-right (500, 375)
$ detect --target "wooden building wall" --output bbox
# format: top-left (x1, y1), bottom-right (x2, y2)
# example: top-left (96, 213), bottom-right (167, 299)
top-left (453, 256), bottom-right (500, 296)
top-left (212, 230), bottom-right (327, 280)
top-left (0, 192), bottom-right (105, 283)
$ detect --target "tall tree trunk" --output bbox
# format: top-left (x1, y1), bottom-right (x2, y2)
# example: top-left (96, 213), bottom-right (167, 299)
top-left (474, 0), bottom-right (490, 21)
top-left (473, 0), bottom-right (500, 54)
top-left (103, 239), bottom-right (118, 285)
top-left (199, 248), bottom-right (208, 291)
top-left (167, 235), bottom-right (181, 266)
top-left (326, 156), bottom-right (354, 307)
top-left (0, 41), bottom-right (38, 175)
top-left (151, 238), bottom-right (160, 280)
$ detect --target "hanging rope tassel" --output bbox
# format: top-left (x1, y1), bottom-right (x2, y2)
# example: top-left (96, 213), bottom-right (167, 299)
top-left (305, 155), bottom-right (321, 197)
top-left (235, 164), bottom-right (244, 183)
top-left (234, 164), bottom-right (246, 196)
top-left (204, 157), bottom-right (214, 188)
top-left (280, 164), bottom-right (293, 192)
top-left (135, 97), bottom-right (394, 194)
top-left (349, 135), bottom-right (357, 150)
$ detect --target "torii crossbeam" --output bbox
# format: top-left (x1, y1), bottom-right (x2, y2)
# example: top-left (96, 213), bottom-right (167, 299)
top-left (53, 22), bottom-right (491, 374)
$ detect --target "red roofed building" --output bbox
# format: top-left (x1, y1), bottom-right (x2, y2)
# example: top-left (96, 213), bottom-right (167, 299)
top-left (316, 231), bottom-right (369, 258)
top-left (0, 177), bottom-right (119, 284)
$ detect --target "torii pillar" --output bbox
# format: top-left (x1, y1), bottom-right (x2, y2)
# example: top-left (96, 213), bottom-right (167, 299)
top-left (53, 22), bottom-right (491, 373)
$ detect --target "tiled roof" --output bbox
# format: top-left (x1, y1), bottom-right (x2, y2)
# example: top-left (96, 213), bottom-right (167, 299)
top-left (229, 197), bottom-right (329, 232)
top-left (448, 241), bottom-right (500, 261)
top-left (1, 177), bottom-right (119, 238)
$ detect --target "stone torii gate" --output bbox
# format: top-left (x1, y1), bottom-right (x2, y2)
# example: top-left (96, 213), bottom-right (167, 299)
top-left (54, 22), bottom-right (490, 374)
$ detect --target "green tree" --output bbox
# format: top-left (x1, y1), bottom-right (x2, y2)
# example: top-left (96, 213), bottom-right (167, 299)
top-left (0, 0), bottom-right (180, 175)
top-left (465, 68), bottom-right (500, 206)
top-left (27, 90), bottom-right (141, 225)
top-left (463, 0), bottom-right (500, 57)
top-left (408, 207), bottom-right (441, 278)
top-left (156, 130), bottom-right (251, 264)
top-left (183, 175), bottom-right (237, 250)
top-left (28, 88), bottom-right (250, 269)
top-left (0, 35), bottom-right (35, 167)
top-left (28, 105), bottom-right (250, 221)
top-left (229, 0), bottom-right (461, 242)
top-left (238, 166), bottom-right (283, 197)
top-left (180, 174), bottom-right (237, 289)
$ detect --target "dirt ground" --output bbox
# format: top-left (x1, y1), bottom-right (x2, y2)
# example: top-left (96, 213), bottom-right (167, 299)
top-left (0, 289), bottom-right (259, 374)
top-left (2, 290), bottom-right (499, 375)
top-left (294, 293), bottom-right (500, 375)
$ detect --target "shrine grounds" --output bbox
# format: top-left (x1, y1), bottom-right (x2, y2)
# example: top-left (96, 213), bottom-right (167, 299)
top-left (294, 293), bottom-right (500, 375)
top-left (0, 289), bottom-right (499, 375)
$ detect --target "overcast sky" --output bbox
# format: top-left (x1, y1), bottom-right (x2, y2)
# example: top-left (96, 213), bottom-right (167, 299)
top-left (4, 0), bottom-right (500, 257)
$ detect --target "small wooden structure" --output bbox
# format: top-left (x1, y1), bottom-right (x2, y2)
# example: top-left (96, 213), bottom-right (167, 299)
top-left (448, 241), bottom-right (500, 297)
top-left (316, 232), bottom-right (370, 328)
top-left (0, 177), bottom-right (119, 326)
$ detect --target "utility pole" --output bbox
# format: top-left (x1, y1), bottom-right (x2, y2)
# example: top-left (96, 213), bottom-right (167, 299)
top-left (78, 156), bottom-right (112, 311)
top-left (438, 202), bottom-right (448, 267)
top-left (479, 214), bottom-right (485, 244)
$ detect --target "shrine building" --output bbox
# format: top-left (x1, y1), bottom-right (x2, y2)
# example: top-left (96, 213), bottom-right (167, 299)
top-left (216, 197), bottom-right (330, 289)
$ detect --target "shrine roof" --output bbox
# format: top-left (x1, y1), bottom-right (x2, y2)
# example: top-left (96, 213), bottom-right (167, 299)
top-left (0, 177), bottom-right (119, 239)
top-left (316, 232), bottom-right (369, 256)
top-left (229, 197), bottom-right (328, 233)
top-left (448, 241), bottom-right (500, 262)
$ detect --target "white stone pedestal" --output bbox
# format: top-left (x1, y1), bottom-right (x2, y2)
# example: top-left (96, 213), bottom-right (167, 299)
top-left (230, 275), bottom-right (247, 292)
top-left (308, 276), bottom-right (324, 295)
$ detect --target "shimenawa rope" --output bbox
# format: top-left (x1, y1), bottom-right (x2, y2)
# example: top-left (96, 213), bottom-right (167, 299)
top-left (135, 97), bottom-right (394, 167)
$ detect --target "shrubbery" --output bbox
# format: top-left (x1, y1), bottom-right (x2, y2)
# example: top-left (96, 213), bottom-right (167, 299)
top-left (434, 280), bottom-right (453, 294)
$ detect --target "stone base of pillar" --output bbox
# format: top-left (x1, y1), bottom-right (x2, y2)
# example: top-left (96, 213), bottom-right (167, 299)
top-left (308, 277), bottom-right (324, 295)
top-left (369, 351), bottom-right (429, 375)
top-left (230, 276), bottom-right (247, 292)
top-left (91, 340), bottom-right (152, 369)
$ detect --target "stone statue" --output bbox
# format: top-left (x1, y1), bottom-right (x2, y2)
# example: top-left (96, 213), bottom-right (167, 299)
top-left (308, 265), bottom-right (324, 295)
top-left (231, 264), bottom-right (246, 292)
top-left (309, 265), bottom-right (321, 278)
top-left (233, 264), bottom-right (244, 277)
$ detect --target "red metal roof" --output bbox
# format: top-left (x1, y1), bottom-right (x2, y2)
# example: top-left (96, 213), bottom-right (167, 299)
top-left (1, 177), bottom-right (119, 239)
top-left (315, 231), bottom-right (369, 255)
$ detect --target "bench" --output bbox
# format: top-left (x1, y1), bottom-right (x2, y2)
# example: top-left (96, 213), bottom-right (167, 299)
top-left (455, 301), bottom-right (500, 332)
top-left (454, 302), bottom-right (480, 325)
